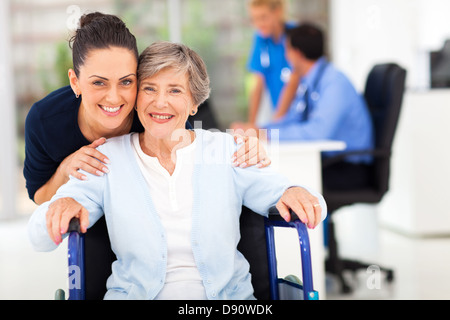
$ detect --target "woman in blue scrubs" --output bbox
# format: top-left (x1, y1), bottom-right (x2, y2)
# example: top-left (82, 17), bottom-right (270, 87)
top-left (245, 0), bottom-right (300, 126)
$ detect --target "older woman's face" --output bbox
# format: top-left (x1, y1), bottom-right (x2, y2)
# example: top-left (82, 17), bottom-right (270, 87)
top-left (136, 68), bottom-right (197, 140)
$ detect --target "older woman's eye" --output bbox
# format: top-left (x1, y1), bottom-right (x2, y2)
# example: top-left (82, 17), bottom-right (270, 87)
top-left (170, 88), bottom-right (181, 94)
top-left (143, 86), bottom-right (156, 93)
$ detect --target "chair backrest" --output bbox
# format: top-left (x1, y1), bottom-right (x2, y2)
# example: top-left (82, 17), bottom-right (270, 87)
top-left (363, 63), bottom-right (407, 195)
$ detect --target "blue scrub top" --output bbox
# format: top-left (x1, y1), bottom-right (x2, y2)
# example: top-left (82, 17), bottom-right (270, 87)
top-left (247, 23), bottom-right (296, 109)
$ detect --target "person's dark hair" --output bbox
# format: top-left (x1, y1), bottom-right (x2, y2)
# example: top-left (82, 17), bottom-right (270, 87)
top-left (69, 12), bottom-right (138, 76)
top-left (286, 23), bottom-right (324, 60)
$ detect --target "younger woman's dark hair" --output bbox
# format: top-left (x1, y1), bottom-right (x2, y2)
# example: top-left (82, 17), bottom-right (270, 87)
top-left (69, 12), bottom-right (139, 76)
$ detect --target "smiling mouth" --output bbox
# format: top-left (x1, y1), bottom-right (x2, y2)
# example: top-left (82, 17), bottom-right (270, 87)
top-left (99, 105), bottom-right (124, 113)
top-left (151, 113), bottom-right (174, 120)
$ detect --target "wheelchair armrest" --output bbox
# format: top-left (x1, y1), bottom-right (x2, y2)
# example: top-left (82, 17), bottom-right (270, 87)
top-left (268, 206), bottom-right (300, 222)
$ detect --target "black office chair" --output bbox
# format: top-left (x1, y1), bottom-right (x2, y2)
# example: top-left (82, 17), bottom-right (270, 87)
top-left (322, 63), bottom-right (407, 293)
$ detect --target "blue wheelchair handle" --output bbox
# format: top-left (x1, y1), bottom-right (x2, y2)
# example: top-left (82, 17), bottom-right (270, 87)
top-left (67, 218), bottom-right (85, 300)
top-left (265, 207), bottom-right (317, 300)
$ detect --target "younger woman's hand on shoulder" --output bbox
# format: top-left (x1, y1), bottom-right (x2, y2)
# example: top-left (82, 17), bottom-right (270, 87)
top-left (60, 137), bottom-right (110, 181)
top-left (232, 134), bottom-right (271, 169)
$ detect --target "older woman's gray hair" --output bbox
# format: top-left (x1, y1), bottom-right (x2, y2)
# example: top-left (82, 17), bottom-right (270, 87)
top-left (138, 41), bottom-right (211, 106)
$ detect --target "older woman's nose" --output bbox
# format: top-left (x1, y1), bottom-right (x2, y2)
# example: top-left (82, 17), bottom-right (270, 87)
top-left (155, 92), bottom-right (169, 108)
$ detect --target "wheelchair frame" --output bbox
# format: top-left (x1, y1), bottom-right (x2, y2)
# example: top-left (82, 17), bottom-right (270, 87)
top-left (62, 209), bottom-right (319, 300)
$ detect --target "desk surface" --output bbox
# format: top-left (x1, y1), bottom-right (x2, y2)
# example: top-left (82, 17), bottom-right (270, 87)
top-left (273, 140), bottom-right (346, 153)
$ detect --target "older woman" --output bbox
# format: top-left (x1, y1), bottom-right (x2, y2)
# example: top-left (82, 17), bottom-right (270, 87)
top-left (28, 42), bottom-right (326, 300)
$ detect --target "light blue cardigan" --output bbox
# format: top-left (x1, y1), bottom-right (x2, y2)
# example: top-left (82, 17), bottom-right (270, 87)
top-left (28, 129), bottom-right (326, 300)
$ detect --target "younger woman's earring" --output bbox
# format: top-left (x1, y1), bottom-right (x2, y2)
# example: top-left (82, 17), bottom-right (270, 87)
top-left (75, 93), bottom-right (80, 99)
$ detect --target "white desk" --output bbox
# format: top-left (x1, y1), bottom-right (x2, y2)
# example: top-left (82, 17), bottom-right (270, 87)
top-left (268, 140), bottom-right (346, 299)
top-left (378, 90), bottom-right (450, 237)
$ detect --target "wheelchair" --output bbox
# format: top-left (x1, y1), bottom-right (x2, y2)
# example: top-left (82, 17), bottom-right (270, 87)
top-left (56, 206), bottom-right (319, 300)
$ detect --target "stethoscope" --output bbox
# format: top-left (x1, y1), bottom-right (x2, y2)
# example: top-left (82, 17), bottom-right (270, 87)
top-left (260, 44), bottom-right (271, 68)
top-left (260, 26), bottom-right (292, 83)
top-left (295, 60), bottom-right (329, 122)
top-left (260, 42), bottom-right (293, 84)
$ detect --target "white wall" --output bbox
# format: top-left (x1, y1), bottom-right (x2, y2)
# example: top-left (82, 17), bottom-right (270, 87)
top-left (0, 0), bottom-right (17, 220)
top-left (329, 0), bottom-right (450, 236)
top-left (329, 0), bottom-right (450, 91)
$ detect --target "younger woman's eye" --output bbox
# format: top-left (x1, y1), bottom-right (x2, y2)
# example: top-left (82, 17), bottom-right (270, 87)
top-left (121, 79), bottom-right (133, 86)
top-left (93, 81), bottom-right (105, 86)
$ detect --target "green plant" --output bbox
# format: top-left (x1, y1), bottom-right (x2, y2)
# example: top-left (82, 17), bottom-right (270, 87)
top-left (38, 41), bottom-right (72, 93)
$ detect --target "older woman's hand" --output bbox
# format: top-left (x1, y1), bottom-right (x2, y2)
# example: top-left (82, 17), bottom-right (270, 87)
top-left (232, 134), bottom-right (271, 168)
top-left (46, 197), bottom-right (89, 245)
top-left (276, 187), bottom-right (322, 229)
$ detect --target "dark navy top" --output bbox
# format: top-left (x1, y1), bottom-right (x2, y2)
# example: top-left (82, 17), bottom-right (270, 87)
top-left (23, 85), bottom-right (146, 201)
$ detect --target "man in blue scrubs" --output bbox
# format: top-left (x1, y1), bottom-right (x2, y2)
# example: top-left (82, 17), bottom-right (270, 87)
top-left (264, 24), bottom-right (375, 189)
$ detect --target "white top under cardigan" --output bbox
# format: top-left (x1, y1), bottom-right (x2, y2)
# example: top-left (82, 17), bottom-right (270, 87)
top-left (28, 129), bottom-right (327, 300)
top-left (131, 133), bottom-right (206, 299)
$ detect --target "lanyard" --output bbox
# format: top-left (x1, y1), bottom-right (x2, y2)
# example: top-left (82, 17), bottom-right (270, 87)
top-left (300, 60), bottom-right (329, 122)
top-left (260, 44), bottom-right (270, 68)
top-left (259, 24), bottom-right (289, 69)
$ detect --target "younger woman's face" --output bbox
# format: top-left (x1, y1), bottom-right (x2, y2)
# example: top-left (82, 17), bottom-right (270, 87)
top-left (70, 46), bottom-right (138, 132)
